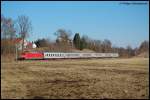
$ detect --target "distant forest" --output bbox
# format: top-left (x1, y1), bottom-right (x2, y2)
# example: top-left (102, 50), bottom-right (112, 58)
top-left (1, 15), bottom-right (149, 58)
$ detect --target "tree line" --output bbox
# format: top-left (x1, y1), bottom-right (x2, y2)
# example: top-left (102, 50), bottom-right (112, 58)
top-left (1, 15), bottom-right (149, 58)
top-left (35, 30), bottom-right (149, 58)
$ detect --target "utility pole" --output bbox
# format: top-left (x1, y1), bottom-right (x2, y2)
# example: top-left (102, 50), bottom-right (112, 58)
top-left (15, 44), bottom-right (18, 61)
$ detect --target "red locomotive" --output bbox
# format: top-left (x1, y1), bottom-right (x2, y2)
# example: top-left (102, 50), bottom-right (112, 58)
top-left (20, 51), bottom-right (44, 60)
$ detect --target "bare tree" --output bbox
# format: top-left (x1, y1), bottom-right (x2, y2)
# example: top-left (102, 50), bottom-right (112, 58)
top-left (17, 15), bottom-right (32, 52)
top-left (54, 29), bottom-right (72, 52)
top-left (1, 15), bottom-right (16, 55)
top-left (102, 39), bottom-right (112, 52)
top-left (138, 40), bottom-right (149, 54)
top-left (54, 29), bottom-right (72, 43)
top-left (126, 45), bottom-right (134, 57)
top-left (1, 15), bottom-right (16, 39)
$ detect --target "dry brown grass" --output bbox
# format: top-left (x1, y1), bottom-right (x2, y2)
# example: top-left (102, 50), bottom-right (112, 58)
top-left (1, 58), bottom-right (149, 99)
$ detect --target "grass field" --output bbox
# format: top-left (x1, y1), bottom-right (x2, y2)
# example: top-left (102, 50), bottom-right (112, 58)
top-left (1, 58), bottom-right (149, 99)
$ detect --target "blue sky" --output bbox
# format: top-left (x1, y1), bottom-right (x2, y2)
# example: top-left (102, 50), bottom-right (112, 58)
top-left (1, 1), bottom-right (149, 48)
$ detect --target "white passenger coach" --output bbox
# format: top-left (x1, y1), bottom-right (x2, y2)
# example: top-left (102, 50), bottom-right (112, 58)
top-left (44, 52), bottom-right (119, 59)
